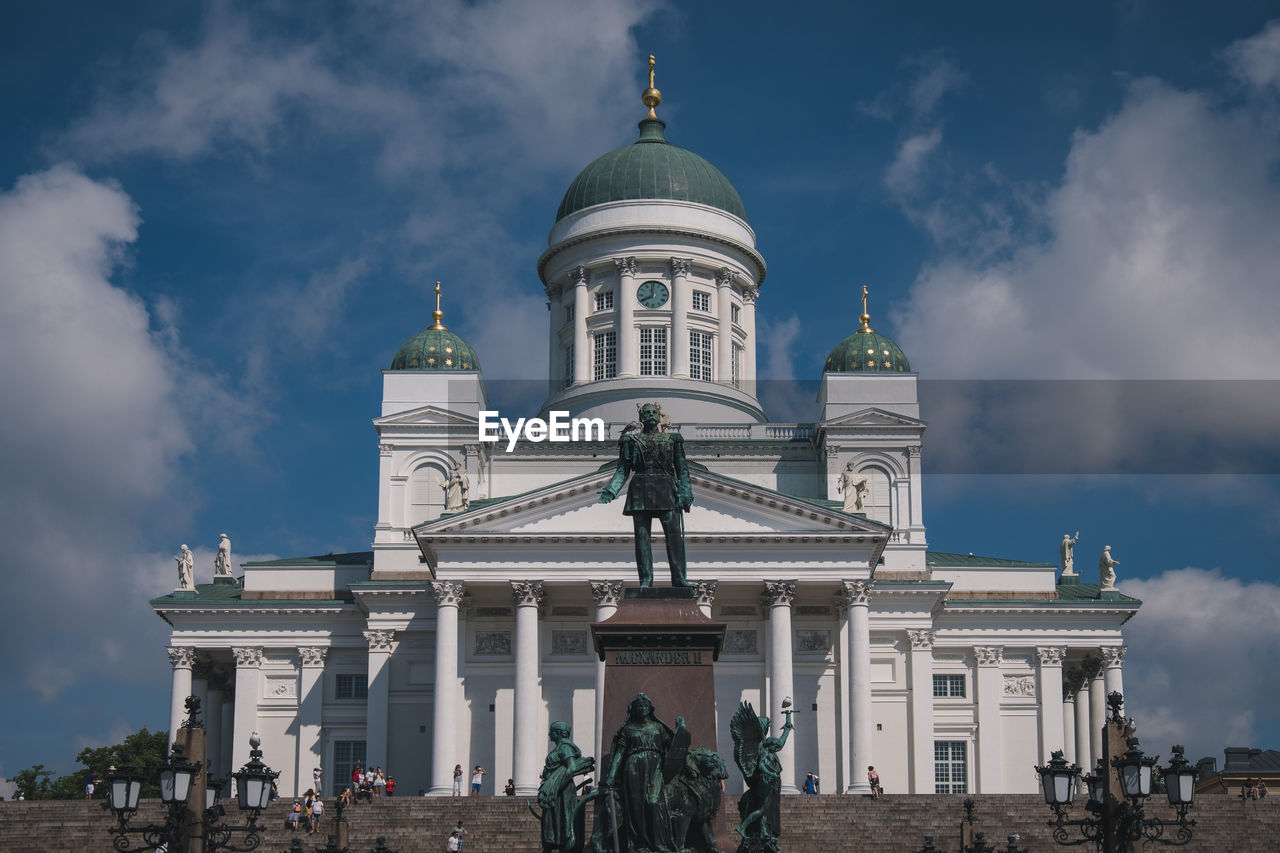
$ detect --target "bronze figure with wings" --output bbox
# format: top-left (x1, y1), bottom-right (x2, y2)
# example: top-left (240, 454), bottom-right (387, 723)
top-left (729, 699), bottom-right (793, 852)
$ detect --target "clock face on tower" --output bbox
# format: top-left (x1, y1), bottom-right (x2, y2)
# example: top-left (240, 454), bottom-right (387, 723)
top-left (636, 280), bottom-right (670, 309)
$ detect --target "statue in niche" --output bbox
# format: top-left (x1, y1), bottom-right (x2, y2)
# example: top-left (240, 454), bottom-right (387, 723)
top-left (599, 403), bottom-right (692, 587)
top-left (1060, 531), bottom-right (1080, 576)
top-left (175, 544), bottom-right (195, 589)
top-left (836, 462), bottom-right (868, 513)
top-left (443, 458), bottom-right (470, 512)
top-left (1099, 546), bottom-right (1119, 590)
top-left (730, 699), bottom-right (794, 853)
top-left (213, 533), bottom-right (232, 576)
top-left (595, 693), bottom-right (726, 853)
top-left (532, 721), bottom-right (595, 852)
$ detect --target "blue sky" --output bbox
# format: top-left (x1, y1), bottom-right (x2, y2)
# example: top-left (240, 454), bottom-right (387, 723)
top-left (2, 1), bottom-right (1279, 785)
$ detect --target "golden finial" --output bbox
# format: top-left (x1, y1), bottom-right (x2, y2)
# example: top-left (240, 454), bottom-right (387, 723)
top-left (858, 285), bottom-right (873, 332)
top-left (429, 281), bottom-right (447, 330)
top-left (642, 54), bottom-right (662, 120)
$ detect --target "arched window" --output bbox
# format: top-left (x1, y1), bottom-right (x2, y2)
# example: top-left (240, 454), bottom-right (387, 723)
top-left (859, 466), bottom-right (892, 527)
top-left (409, 464), bottom-right (446, 525)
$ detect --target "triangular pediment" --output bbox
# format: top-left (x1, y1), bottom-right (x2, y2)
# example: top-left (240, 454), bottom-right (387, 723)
top-left (413, 467), bottom-right (890, 538)
top-left (374, 404), bottom-right (480, 428)
top-left (821, 407), bottom-right (925, 429)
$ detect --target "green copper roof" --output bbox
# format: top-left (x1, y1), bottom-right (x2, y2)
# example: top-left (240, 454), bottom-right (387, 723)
top-left (824, 329), bottom-right (911, 374)
top-left (390, 327), bottom-right (480, 371)
top-left (927, 551), bottom-right (1055, 568)
top-left (557, 118), bottom-right (748, 222)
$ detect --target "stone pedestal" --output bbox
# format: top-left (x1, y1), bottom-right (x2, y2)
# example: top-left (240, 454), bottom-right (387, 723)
top-left (591, 586), bottom-right (730, 851)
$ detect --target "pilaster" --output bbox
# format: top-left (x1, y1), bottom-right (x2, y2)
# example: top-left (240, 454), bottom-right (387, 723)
top-left (974, 646), bottom-right (1004, 792)
top-left (907, 630), bottom-right (935, 793)
top-left (1037, 647), bottom-right (1066, 761)
top-left (298, 647), bottom-right (327, 794)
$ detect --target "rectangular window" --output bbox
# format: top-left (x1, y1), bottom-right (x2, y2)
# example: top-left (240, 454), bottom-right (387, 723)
top-left (593, 330), bottom-right (617, 381)
top-left (731, 304), bottom-right (741, 325)
top-left (595, 291), bottom-right (614, 311)
top-left (336, 674), bottom-right (368, 700)
top-left (690, 331), bottom-right (713, 381)
top-left (639, 327), bottom-right (668, 376)
top-left (731, 344), bottom-right (743, 389)
top-left (333, 741), bottom-right (367, 797)
top-left (934, 741), bottom-right (968, 794)
top-left (933, 674), bottom-right (966, 698)
top-left (565, 304), bottom-right (575, 324)
top-left (563, 343), bottom-right (574, 388)
top-left (692, 291), bottom-right (711, 312)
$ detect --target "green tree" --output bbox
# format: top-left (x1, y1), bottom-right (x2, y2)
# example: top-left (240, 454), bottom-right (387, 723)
top-left (13, 764), bottom-right (55, 799)
top-left (13, 727), bottom-right (171, 801)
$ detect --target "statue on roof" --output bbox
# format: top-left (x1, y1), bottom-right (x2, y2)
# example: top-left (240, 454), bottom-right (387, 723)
top-left (599, 402), bottom-right (693, 587)
top-left (1098, 546), bottom-right (1119, 590)
top-left (1060, 531), bottom-right (1079, 576)
top-left (175, 544), bottom-right (194, 589)
top-left (836, 462), bottom-right (868, 513)
top-left (443, 458), bottom-right (470, 512)
top-left (213, 533), bottom-right (233, 577)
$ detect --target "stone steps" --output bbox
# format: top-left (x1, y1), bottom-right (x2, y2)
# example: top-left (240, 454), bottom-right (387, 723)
top-left (2, 794), bottom-right (1276, 852)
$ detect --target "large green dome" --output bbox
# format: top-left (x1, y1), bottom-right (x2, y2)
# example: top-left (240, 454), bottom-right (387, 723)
top-left (556, 118), bottom-right (748, 223)
top-left (824, 329), bottom-right (911, 374)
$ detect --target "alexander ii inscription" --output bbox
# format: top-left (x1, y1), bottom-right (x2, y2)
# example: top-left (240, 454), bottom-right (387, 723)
top-left (613, 649), bottom-right (706, 666)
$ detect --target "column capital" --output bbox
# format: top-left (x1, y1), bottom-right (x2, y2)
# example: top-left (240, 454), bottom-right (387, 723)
top-left (511, 580), bottom-right (545, 609)
top-left (763, 580), bottom-right (796, 607)
top-left (613, 256), bottom-right (636, 276)
top-left (167, 646), bottom-right (197, 670)
top-left (364, 630), bottom-right (396, 652)
top-left (824, 443), bottom-right (841, 457)
top-left (590, 580), bottom-right (624, 609)
top-left (299, 647), bottom-right (329, 668)
top-left (669, 257), bottom-right (692, 277)
top-left (570, 265), bottom-right (589, 286)
top-left (974, 646), bottom-right (1004, 667)
top-left (715, 266), bottom-right (737, 288)
top-left (693, 579), bottom-right (718, 608)
top-left (430, 580), bottom-right (466, 607)
top-left (741, 285), bottom-right (759, 304)
top-left (841, 579), bottom-right (874, 607)
top-left (378, 442), bottom-right (394, 456)
top-left (907, 629), bottom-right (935, 650)
top-left (1099, 646), bottom-right (1127, 668)
top-left (231, 647), bottom-right (263, 668)
top-left (1037, 646), bottom-right (1067, 667)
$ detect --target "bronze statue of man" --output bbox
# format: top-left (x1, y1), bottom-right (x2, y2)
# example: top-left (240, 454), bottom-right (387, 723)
top-left (598, 403), bottom-right (693, 587)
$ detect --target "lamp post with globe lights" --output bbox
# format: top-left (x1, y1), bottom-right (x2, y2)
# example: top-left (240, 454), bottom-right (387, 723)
top-left (1034, 692), bottom-right (1197, 853)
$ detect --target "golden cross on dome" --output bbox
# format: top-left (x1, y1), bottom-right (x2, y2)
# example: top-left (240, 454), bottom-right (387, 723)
top-left (642, 54), bottom-right (662, 120)
top-left (858, 285), bottom-right (873, 332)
top-left (429, 281), bottom-right (447, 330)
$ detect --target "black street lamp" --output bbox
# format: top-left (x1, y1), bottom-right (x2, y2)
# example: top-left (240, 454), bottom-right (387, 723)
top-left (206, 733), bottom-right (281, 851)
top-left (106, 743), bottom-right (201, 851)
top-left (1035, 692), bottom-right (1196, 853)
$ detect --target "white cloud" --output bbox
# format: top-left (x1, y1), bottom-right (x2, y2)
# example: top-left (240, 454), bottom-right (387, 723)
top-left (884, 129), bottom-right (943, 197)
top-left (892, 75), bottom-right (1280, 380)
top-left (1224, 19), bottom-right (1280, 92)
top-left (908, 55), bottom-right (967, 118)
top-left (1122, 568), bottom-right (1280, 760)
top-left (0, 165), bottom-right (249, 704)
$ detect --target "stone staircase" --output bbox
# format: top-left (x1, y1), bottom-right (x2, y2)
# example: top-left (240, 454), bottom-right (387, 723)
top-left (2, 794), bottom-right (1276, 852)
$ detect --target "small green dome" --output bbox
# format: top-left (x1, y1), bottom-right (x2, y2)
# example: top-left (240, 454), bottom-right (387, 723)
top-left (390, 284), bottom-right (480, 371)
top-left (390, 327), bottom-right (480, 371)
top-left (556, 118), bottom-right (748, 222)
top-left (824, 329), bottom-right (911, 374)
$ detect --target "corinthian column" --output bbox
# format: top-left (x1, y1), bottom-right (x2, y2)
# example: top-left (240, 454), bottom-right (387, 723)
top-left (715, 267), bottom-right (735, 383)
top-left (512, 580), bottom-right (545, 796)
top-left (1037, 647), bottom-right (1066, 761)
top-left (614, 257), bottom-right (637, 377)
top-left (429, 581), bottom-right (465, 795)
top-left (1069, 668), bottom-right (1092, 773)
top-left (907, 630), bottom-right (935, 793)
top-left (1085, 657), bottom-right (1105, 765)
top-left (572, 266), bottom-right (590, 384)
top-left (591, 580), bottom-right (623, 762)
top-left (842, 580), bottom-right (874, 794)
top-left (231, 647), bottom-right (263, 770)
top-left (167, 647), bottom-right (196, 747)
top-left (764, 580), bottom-right (798, 794)
top-left (670, 258), bottom-right (692, 378)
top-left (1101, 646), bottom-right (1126, 715)
top-left (741, 286), bottom-right (758, 393)
top-left (693, 580), bottom-right (718, 618)
top-left (974, 646), bottom-right (1004, 792)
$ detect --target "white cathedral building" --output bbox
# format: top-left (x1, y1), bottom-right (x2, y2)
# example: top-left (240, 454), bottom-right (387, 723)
top-left (152, 69), bottom-right (1138, 801)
